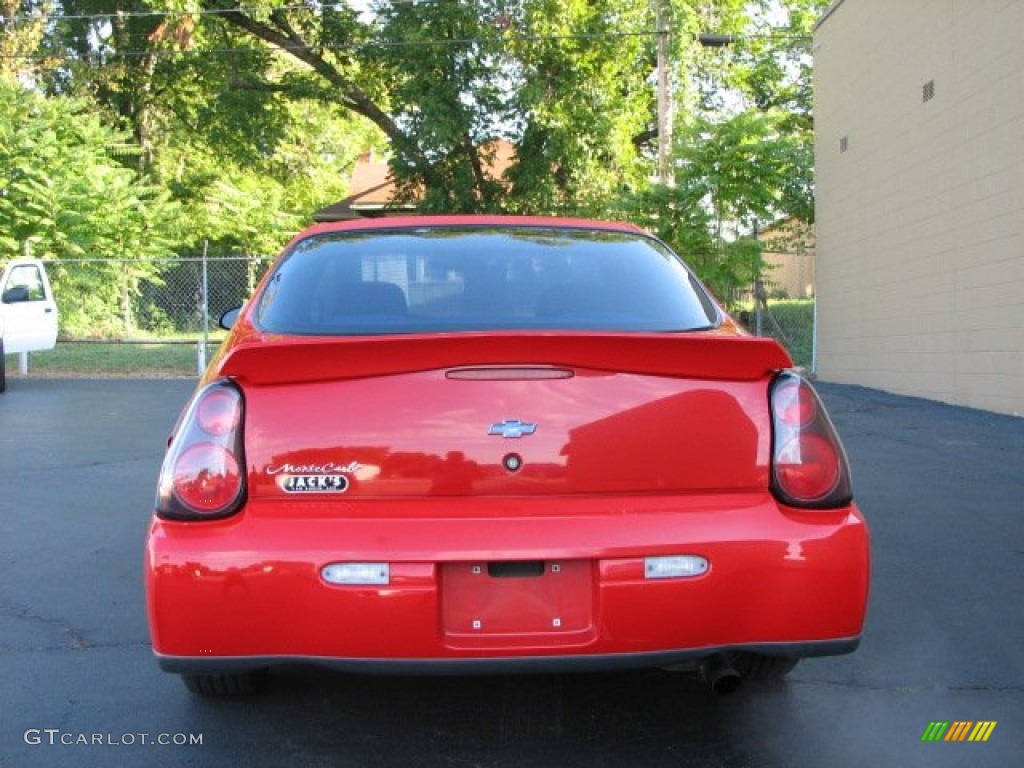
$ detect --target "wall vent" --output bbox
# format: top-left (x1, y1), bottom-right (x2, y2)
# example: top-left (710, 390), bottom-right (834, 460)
top-left (839, 136), bottom-right (849, 153)
top-left (923, 80), bottom-right (935, 102)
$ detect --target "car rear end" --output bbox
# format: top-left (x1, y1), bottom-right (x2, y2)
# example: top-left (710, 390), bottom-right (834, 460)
top-left (145, 218), bottom-right (869, 693)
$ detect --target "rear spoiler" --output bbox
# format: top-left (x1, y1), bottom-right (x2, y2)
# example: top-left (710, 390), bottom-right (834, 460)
top-left (217, 332), bottom-right (793, 386)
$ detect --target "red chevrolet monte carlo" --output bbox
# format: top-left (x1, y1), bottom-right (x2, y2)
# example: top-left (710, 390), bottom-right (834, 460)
top-left (145, 216), bottom-right (869, 696)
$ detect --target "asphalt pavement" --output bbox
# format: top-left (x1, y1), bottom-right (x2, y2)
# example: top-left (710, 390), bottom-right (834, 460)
top-left (0, 377), bottom-right (1021, 768)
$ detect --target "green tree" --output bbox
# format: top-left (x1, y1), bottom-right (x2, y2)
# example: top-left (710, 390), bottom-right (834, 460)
top-left (502, 0), bottom-right (655, 213)
top-left (123, 0), bottom-right (670, 214)
top-left (624, 109), bottom-right (813, 305)
top-left (15, 0), bottom-right (373, 257)
top-left (1, 0), bottom-right (54, 83)
top-left (0, 80), bottom-right (183, 334)
top-left (4, 0), bottom-right (828, 311)
top-left (711, 0), bottom-right (827, 122)
top-left (624, 0), bottom-right (826, 303)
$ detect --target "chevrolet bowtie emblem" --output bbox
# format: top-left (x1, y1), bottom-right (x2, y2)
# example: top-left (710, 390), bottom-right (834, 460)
top-left (488, 419), bottom-right (537, 439)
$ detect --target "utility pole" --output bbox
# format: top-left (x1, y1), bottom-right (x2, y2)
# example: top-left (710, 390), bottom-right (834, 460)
top-left (656, 0), bottom-right (673, 186)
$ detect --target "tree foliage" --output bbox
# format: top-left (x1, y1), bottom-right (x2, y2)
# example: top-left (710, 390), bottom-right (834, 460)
top-left (1, 0), bottom-right (831, 328)
top-left (0, 79), bottom-right (184, 334)
top-left (624, 0), bottom-right (829, 302)
top-left (1, 0), bottom-right (52, 82)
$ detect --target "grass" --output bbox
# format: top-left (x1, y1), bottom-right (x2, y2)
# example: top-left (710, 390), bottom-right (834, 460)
top-left (5, 340), bottom-right (209, 378)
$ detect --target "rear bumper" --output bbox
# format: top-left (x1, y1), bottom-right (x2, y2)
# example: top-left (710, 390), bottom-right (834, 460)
top-left (157, 638), bottom-right (861, 677)
top-left (145, 493), bottom-right (869, 671)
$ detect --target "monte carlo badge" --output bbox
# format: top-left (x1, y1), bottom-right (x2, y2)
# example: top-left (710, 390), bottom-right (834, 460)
top-left (266, 462), bottom-right (360, 494)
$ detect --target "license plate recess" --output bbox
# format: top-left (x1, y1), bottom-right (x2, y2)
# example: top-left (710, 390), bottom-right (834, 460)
top-left (442, 560), bottom-right (595, 649)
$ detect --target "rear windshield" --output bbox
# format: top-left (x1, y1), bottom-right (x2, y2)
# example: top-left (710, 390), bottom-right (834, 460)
top-left (255, 226), bottom-right (719, 335)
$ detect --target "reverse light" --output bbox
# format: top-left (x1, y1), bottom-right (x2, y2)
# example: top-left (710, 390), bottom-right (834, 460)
top-left (769, 372), bottom-right (853, 509)
top-left (644, 555), bottom-right (709, 579)
top-left (321, 563), bottom-right (391, 586)
top-left (156, 380), bottom-right (246, 520)
top-left (195, 387), bottom-right (241, 436)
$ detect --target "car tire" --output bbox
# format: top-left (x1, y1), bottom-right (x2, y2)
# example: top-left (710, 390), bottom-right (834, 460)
top-left (726, 652), bottom-right (799, 680)
top-left (181, 669), bottom-right (268, 696)
top-left (0, 337), bottom-right (6, 393)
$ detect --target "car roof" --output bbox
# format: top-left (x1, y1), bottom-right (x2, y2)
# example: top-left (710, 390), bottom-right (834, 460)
top-left (291, 215), bottom-right (648, 245)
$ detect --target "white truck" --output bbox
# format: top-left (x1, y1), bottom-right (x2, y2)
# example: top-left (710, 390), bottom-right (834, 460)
top-left (0, 258), bottom-right (58, 393)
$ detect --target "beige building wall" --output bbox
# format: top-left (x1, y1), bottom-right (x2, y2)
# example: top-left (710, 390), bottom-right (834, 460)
top-left (814, 0), bottom-right (1024, 416)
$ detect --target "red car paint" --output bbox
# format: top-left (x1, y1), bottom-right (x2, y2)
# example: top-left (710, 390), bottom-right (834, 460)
top-left (145, 216), bottom-right (868, 689)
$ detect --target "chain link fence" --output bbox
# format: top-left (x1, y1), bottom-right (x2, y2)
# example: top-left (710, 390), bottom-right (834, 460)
top-left (9, 255), bottom-right (272, 379)
top-left (7, 252), bottom-right (816, 378)
top-left (735, 250), bottom-right (817, 372)
top-left (748, 296), bottom-right (816, 372)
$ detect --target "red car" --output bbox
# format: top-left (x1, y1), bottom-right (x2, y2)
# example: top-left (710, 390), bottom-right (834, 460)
top-left (145, 216), bottom-right (869, 695)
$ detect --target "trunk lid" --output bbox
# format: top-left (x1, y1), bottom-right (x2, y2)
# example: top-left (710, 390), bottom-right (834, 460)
top-left (222, 332), bottom-right (789, 499)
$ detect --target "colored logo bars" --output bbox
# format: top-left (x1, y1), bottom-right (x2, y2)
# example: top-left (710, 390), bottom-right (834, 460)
top-left (921, 721), bottom-right (997, 742)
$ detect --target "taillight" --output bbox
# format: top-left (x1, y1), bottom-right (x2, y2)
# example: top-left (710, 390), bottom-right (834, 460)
top-left (156, 380), bottom-right (246, 520)
top-left (770, 372), bottom-right (853, 509)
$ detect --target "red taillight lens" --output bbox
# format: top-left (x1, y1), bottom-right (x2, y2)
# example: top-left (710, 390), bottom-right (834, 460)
top-left (172, 443), bottom-right (242, 512)
top-left (156, 380), bottom-right (246, 520)
top-left (770, 372), bottom-right (852, 509)
top-left (775, 434), bottom-right (841, 501)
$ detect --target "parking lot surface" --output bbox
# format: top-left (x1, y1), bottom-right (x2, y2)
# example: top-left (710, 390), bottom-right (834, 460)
top-left (1, 377), bottom-right (1021, 767)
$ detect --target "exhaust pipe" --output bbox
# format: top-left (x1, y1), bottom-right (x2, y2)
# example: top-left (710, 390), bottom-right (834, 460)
top-left (701, 654), bottom-right (743, 695)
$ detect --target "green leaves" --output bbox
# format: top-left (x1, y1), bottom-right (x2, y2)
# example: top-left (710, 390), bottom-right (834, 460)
top-left (201, 176), bottom-right (301, 256)
top-left (504, 0), bottom-right (653, 213)
top-left (621, 106), bottom-right (813, 305)
top-left (681, 109), bottom-right (813, 228)
top-left (0, 81), bottom-right (182, 334)
top-left (2, 0), bottom-right (826, 324)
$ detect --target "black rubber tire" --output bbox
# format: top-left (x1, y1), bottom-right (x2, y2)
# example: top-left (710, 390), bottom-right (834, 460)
top-left (0, 337), bottom-right (6, 393)
top-left (726, 652), bottom-right (799, 680)
top-left (181, 669), bottom-right (268, 696)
